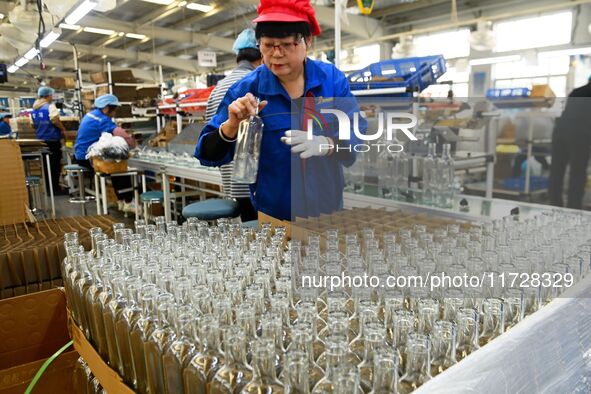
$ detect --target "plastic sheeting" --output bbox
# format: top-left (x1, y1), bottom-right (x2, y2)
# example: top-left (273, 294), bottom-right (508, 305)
top-left (416, 277), bottom-right (591, 393)
top-left (86, 132), bottom-right (129, 161)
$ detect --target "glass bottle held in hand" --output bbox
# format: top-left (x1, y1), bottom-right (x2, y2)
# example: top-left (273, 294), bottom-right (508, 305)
top-left (232, 97), bottom-right (264, 184)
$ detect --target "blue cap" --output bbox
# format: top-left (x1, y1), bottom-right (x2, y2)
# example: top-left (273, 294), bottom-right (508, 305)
top-left (94, 94), bottom-right (120, 109)
top-left (0, 113), bottom-right (12, 119)
top-left (38, 86), bottom-right (55, 97)
top-left (233, 28), bottom-right (258, 54)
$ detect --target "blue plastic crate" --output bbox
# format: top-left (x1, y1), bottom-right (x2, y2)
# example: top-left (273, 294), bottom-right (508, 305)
top-left (348, 55), bottom-right (447, 94)
top-left (502, 176), bottom-right (548, 191)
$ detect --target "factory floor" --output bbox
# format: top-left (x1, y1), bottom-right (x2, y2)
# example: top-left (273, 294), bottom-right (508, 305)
top-left (48, 195), bottom-right (135, 227)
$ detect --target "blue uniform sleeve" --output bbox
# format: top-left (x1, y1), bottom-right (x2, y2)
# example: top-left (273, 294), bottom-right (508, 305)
top-left (101, 118), bottom-right (117, 133)
top-left (333, 68), bottom-right (366, 168)
top-left (194, 86), bottom-right (239, 167)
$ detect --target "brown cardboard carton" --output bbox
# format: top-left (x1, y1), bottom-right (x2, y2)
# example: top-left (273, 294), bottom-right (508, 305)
top-left (0, 141), bottom-right (28, 225)
top-left (136, 87), bottom-right (161, 101)
top-left (96, 86), bottom-right (137, 102)
top-left (90, 70), bottom-right (137, 84)
top-left (0, 289), bottom-right (77, 394)
top-left (48, 77), bottom-right (76, 90)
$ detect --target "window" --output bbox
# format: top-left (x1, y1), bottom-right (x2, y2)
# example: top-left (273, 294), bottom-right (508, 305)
top-left (494, 11), bottom-right (573, 52)
top-left (413, 29), bottom-right (471, 59)
top-left (420, 66), bottom-right (470, 97)
top-left (340, 44), bottom-right (381, 72)
top-left (493, 56), bottom-right (570, 96)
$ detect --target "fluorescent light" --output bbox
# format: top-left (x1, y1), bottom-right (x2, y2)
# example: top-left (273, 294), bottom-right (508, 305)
top-left (15, 57), bottom-right (29, 67)
top-left (468, 54), bottom-right (521, 66)
top-left (125, 33), bottom-right (147, 40)
top-left (178, 1), bottom-right (187, 6)
top-left (0, 13), bottom-right (4, 19)
top-left (7, 65), bottom-right (19, 73)
top-left (141, 0), bottom-right (175, 4)
top-left (65, 0), bottom-right (97, 25)
top-left (118, 32), bottom-right (125, 37)
top-left (83, 27), bottom-right (115, 35)
top-left (40, 30), bottom-right (61, 47)
top-left (24, 48), bottom-right (39, 60)
top-left (59, 23), bottom-right (80, 30)
top-left (538, 46), bottom-right (591, 58)
top-left (186, 3), bottom-right (214, 12)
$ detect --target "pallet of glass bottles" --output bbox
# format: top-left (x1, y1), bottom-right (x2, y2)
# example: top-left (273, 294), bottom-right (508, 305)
top-left (68, 313), bottom-right (135, 394)
top-left (291, 206), bottom-right (475, 248)
top-left (0, 289), bottom-right (78, 394)
top-left (0, 215), bottom-right (117, 299)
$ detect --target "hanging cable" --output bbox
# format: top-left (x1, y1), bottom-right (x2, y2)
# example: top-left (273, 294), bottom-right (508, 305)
top-left (35, 0), bottom-right (46, 67)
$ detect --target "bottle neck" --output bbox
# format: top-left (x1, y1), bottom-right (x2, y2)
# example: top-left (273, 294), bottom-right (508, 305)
top-left (252, 347), bottom-right (278, 381)
top-left (287, 356), bottom-right (310, 393)
top-left (372, 355), bottom-right (398, 392)
top-left (363, 332), bottom-right (384, 365)
top-left (428, 143), bottom-right (437, 157)
top-left (442, 144), bottom-right (452, 159)
top-left (224, 336), bottom-right (248, 366)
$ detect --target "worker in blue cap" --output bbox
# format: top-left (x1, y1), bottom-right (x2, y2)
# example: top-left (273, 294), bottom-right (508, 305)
top-left (0, 113), bottom-right (13, 138)
top-left (32, 86), bottom-right (68, 194)
top-left (204, 28), bottom-right (262, 221)
top-left (75, 94), bottom-right (135, 209)
top-left (549, 75), bottom-right (591, 209)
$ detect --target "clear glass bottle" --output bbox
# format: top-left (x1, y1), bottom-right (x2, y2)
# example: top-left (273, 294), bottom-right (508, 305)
top-left (283, 323), bottom-right (324, 391)
top-left (129, 285), bottom-right (158, 394)
top-left (436, 143), bottom-right (454, 209)
top-left (241, 339), bottom-right (285, 393)
top-left (233, 98), bottom-right (264, 184)
top-left (422, 142), bottom-right (437, 206)
top-left (163, 307), bottom-right (197, 394)
top-left (144, 293), bottom-right (176, 394)
top-left (399, 333), bottom-right (431, 393)
top-left (86, 264), bottom-right (109, 360)
top-left (114, 276), bottom-right (143, 388)
top-left (103, 273), bottom-right (127, 374)
top-left (283, 351), bottom-right (311, 394)
top-left (377, 149), bottom-right (396, 199)
top-left (358, 324), bottom-right (386, 393)
top-left (209, 327), bottom-right (253, 394)
top-left (183, 315), bottom-right (225, 394)
top-left (479, 298), bottom-right (505, 346)
top-left (430, 320), bottom-right (457, 376)
top-left (395, 150), bottom-right (410, 201)
top-left (312, 340), bottom-right (348, 393)
top-left (455, 307), bottom-right (479, 360)
top-left (369, 347), bottom-right (399, 394)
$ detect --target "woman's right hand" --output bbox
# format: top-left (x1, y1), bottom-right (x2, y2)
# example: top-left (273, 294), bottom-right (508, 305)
top-left (222, 93), bottom-right (267, 139)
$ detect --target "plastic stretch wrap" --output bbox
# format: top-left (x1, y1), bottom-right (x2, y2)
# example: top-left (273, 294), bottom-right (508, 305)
top-left (416, 277), bottom-right (591, 393)
top-left (85, 132), bottom-right (129, 161)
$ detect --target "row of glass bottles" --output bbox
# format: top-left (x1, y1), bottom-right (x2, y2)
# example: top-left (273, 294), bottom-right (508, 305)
top-left (62, 210), bottom-right (591, 393)
top-left (360, 142), bottom-right (456, 208)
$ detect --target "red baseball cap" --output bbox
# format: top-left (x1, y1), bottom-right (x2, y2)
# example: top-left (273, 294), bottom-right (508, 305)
top-left (253, 0), bottom-right (322, 36)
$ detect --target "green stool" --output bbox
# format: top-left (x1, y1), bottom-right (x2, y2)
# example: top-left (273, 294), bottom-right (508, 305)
top-left (182, 198), bottom-right (239, 222)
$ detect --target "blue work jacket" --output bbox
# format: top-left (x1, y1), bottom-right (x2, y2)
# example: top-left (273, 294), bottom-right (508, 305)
top-left (75, 108), bottom-right (117, 160)
top-left (31, 103), bottom-right (61, 141)
top-left (195, 59), bottom-right (364, 221)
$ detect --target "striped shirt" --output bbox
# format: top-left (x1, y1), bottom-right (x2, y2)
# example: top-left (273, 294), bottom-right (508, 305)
top-left (205, 61), bottom-right (255, 198)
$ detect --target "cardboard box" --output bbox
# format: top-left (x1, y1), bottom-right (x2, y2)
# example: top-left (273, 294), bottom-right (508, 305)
top-left (48, 77), bottom-right (76, 90)
top-left (136, 87), bottom-right (161, 101)
top-left (90, 70), bottom-right (137, 84)
top-left (96, 86), bottom-right (137, 102)
top-left (0, 289), bottom-right (78, 394)
top-left (69, 315), bottom-right (134, 394)
top-left (0, 141), bottom-right (28, 225)
top-left (0, 216), bottom-right (117, 299)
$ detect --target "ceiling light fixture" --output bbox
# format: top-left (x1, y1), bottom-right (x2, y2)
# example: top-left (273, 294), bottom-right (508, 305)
top-left (83, 27), bottom-right (115, 35)
top-left (24, 48), bottom-right (39, 60)
top-left (40, 30), bottom-right (61, 48)
top-left (186, 3), bottom-right (214, 12)
top-left (59, 23), bottom-right (81, 30)
top-left (15, 57), bottom-right (29, 67)
top-left (468, 54), bottom-right (521, 66)
top-left (65, 0), bottom-right (97, 25)
top-left (141, 0), bottom-right (175, 4)
top-left (178, 1), bottom-right (188, 6)
top-left (0, 13), bottom-right (5, 20)
top-left (538, 46), bottom-right (591, 58)
top-left (7, 65), bottom-right (19, 73)
top-left (125, 33), bottom-right (147, 40)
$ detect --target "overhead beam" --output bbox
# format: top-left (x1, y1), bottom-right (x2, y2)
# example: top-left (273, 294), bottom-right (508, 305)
top-left (49, 41), bottom-right (202, 73)
top-left (79, 15), bottom-right (235, 53)
top-left (40, 58), bottom-right (159, 81)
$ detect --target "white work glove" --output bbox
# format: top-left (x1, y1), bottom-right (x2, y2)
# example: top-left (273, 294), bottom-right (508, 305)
top-left (281, 130), bottom-right (332, 159)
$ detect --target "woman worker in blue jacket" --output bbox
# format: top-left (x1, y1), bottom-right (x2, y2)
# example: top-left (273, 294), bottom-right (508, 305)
top-left (195, 0), bottom-right (364, 221)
